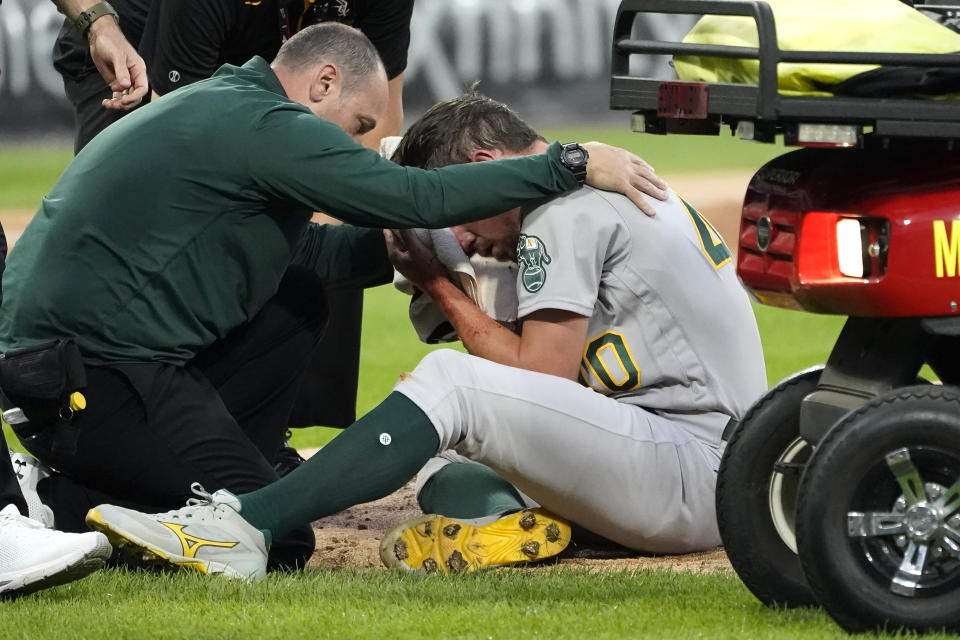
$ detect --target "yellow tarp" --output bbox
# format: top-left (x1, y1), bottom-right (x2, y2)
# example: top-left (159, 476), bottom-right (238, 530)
top-left (674, 0), bottom-right (960, 95)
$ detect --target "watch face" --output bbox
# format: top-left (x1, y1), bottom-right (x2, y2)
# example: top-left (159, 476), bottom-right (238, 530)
top-left (564, 147), bottom-right (586, 166)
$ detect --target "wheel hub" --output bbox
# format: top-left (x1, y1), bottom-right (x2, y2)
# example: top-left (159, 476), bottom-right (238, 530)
top-left (768, 436), bottom-right (812, 554)
top-left (904, 504), bottom-right (940, 541)
top-left (846, 447), bottom-right (960, 597)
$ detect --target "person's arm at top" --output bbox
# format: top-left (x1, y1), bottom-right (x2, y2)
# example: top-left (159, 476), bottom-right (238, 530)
top-left (360, 73), bottom-right (403, 149)
top-left (358, 0), bottom-right (413, 148)
top-left (385, 229), bottom-right (587, 379)
top-left (52, 0), bottom-right (147, 110)
top-left (251, 115), bottom-right (668, 229)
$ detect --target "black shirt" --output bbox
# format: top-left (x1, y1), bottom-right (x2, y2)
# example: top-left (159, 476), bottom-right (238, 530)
top-left (140, 0), bottom-right (414, 96)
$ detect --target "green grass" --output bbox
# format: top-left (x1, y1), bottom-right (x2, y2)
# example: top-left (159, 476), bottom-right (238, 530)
top-left (4, 567), bottom-right (940, 640)
top-left (0, 148), bottom-right (73, 209)
top-left (755, 305), bottom-right (844, 386)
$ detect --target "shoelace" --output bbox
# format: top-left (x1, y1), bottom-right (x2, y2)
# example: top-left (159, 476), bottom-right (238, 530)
top-left (11, 456), bottom-right (25, 481)
top-left (185, 482), bottom-right (216, 507)
top-left (155, 482), bottom-right (218, 519)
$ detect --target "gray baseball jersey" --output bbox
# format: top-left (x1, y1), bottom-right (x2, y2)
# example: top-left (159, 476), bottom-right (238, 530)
top-left (516, 186), bottom-right (766, 422)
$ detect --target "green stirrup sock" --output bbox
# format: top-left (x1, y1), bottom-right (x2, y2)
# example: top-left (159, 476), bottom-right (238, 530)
top-left (238, 392), bottom-right (439, 544)
top-left (417, 461), bottom-right (528, 519)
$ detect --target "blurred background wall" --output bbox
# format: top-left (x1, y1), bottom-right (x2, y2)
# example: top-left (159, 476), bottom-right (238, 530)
top-left (0, 0), bottom-right (696, 141)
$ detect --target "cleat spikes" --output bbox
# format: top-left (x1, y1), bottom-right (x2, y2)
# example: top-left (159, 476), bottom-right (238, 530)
top-left (379, 508), bottom-right (570, 575)
top-left (545, 523), bottom-right (561, 543)
top-left (445, 550), bottom-right (469, 573)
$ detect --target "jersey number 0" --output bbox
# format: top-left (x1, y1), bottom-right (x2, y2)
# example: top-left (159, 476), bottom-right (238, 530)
top-left (579, 331), bottom-right (642, 393)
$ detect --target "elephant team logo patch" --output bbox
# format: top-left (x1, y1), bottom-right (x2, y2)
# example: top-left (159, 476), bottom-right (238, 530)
top-left (517, 234), bottom-right (551, 293)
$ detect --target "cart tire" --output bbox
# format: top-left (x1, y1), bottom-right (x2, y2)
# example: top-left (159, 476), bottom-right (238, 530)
top-left (717, 366), bottom-right (821, 608)
top-left (796, 384), bottom-right (960, 633)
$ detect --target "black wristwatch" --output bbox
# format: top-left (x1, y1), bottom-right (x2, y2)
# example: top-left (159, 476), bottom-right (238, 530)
top-left (74, 0), bottom-right (119, 38)
top-left (559, 142), bottom-right (589, 186)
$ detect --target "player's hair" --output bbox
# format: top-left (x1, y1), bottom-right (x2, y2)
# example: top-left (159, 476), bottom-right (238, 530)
top-left (273, 22), bottom-right (384, 95)
top-left (392, 90), bottom-right (546, 169)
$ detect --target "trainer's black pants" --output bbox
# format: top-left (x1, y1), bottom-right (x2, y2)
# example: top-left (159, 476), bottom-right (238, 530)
top-left (62, 65), bottom-right (131, 154)
top-left (0, 220), bottom-right (29, 517)
top-left (288, 287), bottom-right (364, 429)
top-left (13, 267), bottom-right (326, 571)
top-left (289, 254), bottom-right (392, 430)
top-left (0, 448), bottom-right (27, 516)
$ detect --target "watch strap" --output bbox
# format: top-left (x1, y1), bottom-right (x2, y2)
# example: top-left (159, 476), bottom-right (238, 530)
top-left (74, 1), bottom-right (119, 38)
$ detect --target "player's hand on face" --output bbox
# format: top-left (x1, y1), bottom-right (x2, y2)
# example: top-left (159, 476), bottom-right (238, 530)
top-left (88, 18), bottom-right (149, 110)
top-left (384, 229), bottom-right (449, 288)
top-left (581, 141), bottom-right (668, 217)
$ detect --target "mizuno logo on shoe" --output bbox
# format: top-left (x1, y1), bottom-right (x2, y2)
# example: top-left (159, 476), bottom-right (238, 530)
top-left (160, 522), bottom-right (239, 558)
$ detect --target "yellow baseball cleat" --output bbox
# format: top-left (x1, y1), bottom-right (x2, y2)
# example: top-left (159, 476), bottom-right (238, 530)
top-left (380, 508), bottom-right (571, 574)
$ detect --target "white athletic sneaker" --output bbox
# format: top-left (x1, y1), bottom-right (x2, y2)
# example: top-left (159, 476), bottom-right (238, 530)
top-left (9, 451), bottom-right (55, 528)
top-left (85, 483), bottom-right (268, 582)
top-left (380, 508), bottom-right (572, 574)
top-left (0, 504), bottom-right (112, 597)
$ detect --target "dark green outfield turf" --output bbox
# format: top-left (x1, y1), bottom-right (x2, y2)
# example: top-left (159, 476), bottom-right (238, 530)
top-left (4, 567), bottom-right (948, 640)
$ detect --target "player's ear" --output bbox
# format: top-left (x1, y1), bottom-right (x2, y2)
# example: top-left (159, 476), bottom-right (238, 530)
top-left (468, 148), bottom-right (503, 163)
top-left (309, 63), bottom-right (340, 103)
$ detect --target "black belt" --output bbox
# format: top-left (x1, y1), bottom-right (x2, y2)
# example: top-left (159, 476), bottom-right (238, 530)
top-left (721, 417), bottom-right (739, 442)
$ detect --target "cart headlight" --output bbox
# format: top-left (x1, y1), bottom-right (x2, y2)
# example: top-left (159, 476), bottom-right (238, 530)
top-left (796, 124), bottom-right (859, 147)
top-left (798, 214), bottom-right (889, 283)
top-left (836, 218), bottom-right (865, 278)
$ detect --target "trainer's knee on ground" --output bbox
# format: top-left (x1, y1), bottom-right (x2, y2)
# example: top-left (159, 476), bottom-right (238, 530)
top-left (266, 521), bottom-right (316, 572)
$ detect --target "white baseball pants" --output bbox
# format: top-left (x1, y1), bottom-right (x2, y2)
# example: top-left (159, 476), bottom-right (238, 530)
top-left (394, 349), bottom-right (727, 553)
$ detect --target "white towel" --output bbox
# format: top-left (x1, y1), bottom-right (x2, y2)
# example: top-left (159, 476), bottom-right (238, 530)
top-left (379, 135), bottom-right (403, 161)
top-left (381, 135), bottom-right (519, 343)
top-left (392, 230), bottom-right (518, 343)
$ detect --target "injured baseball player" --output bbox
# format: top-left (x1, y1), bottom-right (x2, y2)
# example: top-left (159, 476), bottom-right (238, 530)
top-left (85, 93), bottom-right (767, 580)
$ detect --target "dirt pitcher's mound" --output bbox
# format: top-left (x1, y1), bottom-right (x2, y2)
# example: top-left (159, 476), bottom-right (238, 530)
top-left (307, 481), bottom-right (733, 574)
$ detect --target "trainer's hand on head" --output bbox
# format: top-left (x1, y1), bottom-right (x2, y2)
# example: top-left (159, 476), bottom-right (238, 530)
top-left (384, 229), bottom-right (449, 289)
top-left (582, 142), bottom-right (668, 217)
top-left (88, 18), bottom-right (148, 110)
